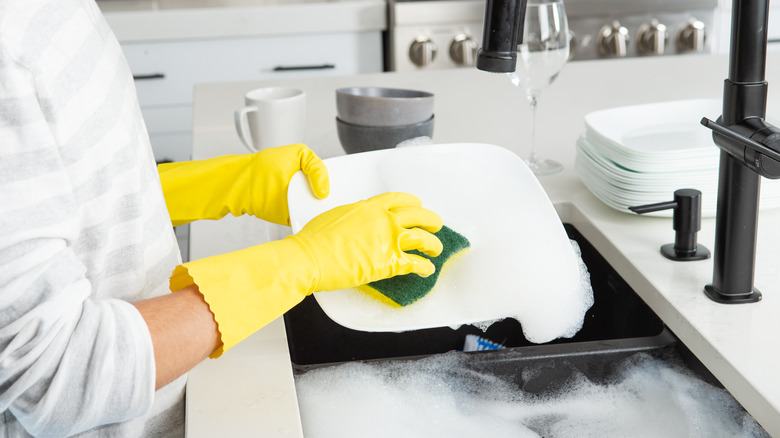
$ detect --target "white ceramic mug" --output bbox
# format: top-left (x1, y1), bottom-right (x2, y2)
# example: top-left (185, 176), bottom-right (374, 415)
top-left (234, 87), bottom-right (306, 152)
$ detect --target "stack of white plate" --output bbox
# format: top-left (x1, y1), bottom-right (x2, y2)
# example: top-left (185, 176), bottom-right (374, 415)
top-left (575, 99), bottom-right (780, 217)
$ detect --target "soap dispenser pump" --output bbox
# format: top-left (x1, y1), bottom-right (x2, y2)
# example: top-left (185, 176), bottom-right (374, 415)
top-left (629, 189), bottom-right (710, 261)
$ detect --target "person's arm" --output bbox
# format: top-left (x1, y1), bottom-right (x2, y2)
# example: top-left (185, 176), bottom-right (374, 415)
top-left (0, 25), bottom-right (167, 436)
top-left (133, 285), bottom-right (220, 390)
top-left (169, 192), bottom-right (443, 359)
top-left (132, 192), bottom-right (443, 387)
top-left (145, 144), bottom-right (329, 385)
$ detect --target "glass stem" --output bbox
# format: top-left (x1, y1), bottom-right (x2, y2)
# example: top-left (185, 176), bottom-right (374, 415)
top-left (527, 93), bottom-right (539, 164)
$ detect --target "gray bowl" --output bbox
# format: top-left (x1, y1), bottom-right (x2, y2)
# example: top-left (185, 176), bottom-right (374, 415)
top-left (336, 116), bottom-right (434, 154)
top-left (336, 87), bottom-right (434, 127)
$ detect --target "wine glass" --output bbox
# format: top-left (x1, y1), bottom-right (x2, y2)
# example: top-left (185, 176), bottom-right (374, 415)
top-left (508, 0), bottom-right (570, 175)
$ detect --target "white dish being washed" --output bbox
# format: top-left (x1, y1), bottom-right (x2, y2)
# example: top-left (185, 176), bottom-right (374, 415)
top-left (287, 143), bottom-right (593, 342)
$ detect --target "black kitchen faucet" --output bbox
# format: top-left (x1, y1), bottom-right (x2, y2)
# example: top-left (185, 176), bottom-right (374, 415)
top-left (476, 0), bottom-right (780, 304)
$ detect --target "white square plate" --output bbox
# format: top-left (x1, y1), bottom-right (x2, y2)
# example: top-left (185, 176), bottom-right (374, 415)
top-left (584, 99), bottom-right (722, 158)
top-left (287, 143), bottom-right (588, 340)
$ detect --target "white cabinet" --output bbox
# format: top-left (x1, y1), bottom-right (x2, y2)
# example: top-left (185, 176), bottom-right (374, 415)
top-left (122, 31), bottom-right (383, 162)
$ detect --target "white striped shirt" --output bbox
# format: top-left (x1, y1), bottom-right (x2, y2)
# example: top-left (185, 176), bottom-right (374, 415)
top-left (0, 0), bottom-right (184, 436)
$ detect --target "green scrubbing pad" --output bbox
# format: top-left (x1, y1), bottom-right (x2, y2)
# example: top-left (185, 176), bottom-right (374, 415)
top-left (359, 225), bottom-right (470, 307)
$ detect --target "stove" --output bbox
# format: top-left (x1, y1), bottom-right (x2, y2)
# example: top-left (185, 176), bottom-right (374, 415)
top-left (387, 0), bottom-right (720, 71)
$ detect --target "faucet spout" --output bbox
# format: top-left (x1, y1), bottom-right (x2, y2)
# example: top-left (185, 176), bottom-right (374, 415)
top-left (476, 0), bottom-right (529, 73)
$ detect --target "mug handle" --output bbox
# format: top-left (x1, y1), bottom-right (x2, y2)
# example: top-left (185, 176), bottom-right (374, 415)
top-left (234, 106), bottom-right (259, 152)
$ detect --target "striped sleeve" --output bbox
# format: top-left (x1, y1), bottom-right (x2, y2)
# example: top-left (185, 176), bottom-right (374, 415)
top-left (0, 3), bottom-right (168, 436)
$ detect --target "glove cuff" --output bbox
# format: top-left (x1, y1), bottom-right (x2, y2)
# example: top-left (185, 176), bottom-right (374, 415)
top-left (170, 238), bottom-right (318, 358)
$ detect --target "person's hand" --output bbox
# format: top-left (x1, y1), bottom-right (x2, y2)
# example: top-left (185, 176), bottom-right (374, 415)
top-left (241, 143), bottom-right (329, 225)
top-left (292, 192), bottom-right (443, 292)
top-left (170, 192), bottom-right (442, 357)
top-left (158, 143), bottom-right (329, 227)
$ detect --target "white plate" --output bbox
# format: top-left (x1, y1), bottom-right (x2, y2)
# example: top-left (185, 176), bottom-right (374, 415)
top-left (579, 99), bottom-right (780, 216)
top-left (583, 131), bottom-right (720, 173)
top-left (575, 138), bottom-right (780, 216)
top-left (288, 143), bottom-right (590, 340)
top-left (584, 99), bottom-right (723, 159)
top-left (577, 136), bottom-right (717, 188)
top-left (575, 150), bottom-right (719, 217)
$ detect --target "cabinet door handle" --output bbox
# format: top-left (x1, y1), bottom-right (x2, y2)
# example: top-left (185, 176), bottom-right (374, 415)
top-left (272, 64), bottom-right (335, 72)
top-left (133, 73), bottom-right (166, 80)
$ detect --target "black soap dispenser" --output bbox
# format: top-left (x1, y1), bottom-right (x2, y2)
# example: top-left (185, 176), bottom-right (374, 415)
top-left (629, 189), bottom-right (710, 261)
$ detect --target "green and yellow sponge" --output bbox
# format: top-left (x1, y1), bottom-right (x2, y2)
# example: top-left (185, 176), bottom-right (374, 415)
top-left (359, 225), bottom-right (471, 307)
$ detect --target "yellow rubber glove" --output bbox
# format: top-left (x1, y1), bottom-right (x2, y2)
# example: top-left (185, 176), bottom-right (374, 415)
top-left (158, 143), bottom-right (329, 227)
top-left (169, 192), bottom-right (443, 358)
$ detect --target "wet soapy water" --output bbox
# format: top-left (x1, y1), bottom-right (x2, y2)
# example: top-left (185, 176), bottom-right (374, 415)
top-left (295, 352), bottom-right (768, 438)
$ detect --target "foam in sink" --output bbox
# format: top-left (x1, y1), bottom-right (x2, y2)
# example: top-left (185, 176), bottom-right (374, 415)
top-left (295, 351), bottom-right (768, 437)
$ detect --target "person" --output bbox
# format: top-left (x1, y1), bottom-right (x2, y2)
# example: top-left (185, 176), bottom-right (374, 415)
top-left (0, 1), bottom-right (443, 436)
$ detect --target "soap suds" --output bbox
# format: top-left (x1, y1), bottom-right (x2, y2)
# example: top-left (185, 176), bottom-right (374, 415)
top-left (517, 239), bottom-right (593, 342)
top-left (448, 239), bottom-right (593, 340)
top-left (295, 352), bottom-right (768, 438)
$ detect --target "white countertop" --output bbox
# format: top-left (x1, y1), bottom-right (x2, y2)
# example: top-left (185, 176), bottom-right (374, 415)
top-left (97, 0), bottom-right (386, 42)
top-left (186, 53), bottom-right (780, 437)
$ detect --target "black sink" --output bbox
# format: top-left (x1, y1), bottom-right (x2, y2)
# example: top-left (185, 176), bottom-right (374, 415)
top-left (285, 224), bottom-right (770, 435)
top-left (284, 223), bottom-right (666, 372)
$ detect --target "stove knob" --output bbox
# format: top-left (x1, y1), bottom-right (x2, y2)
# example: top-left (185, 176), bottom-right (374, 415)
top-left (676, 19), bottom-right (706, 53)
top-left (410, 36), bottom-right (438, 68)
top-left (597, 21), bottom-right (630, 57)
top-left (637, 19), bottom-right (669, 55)
top-left (449, 34), bottom-right (478, 66)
